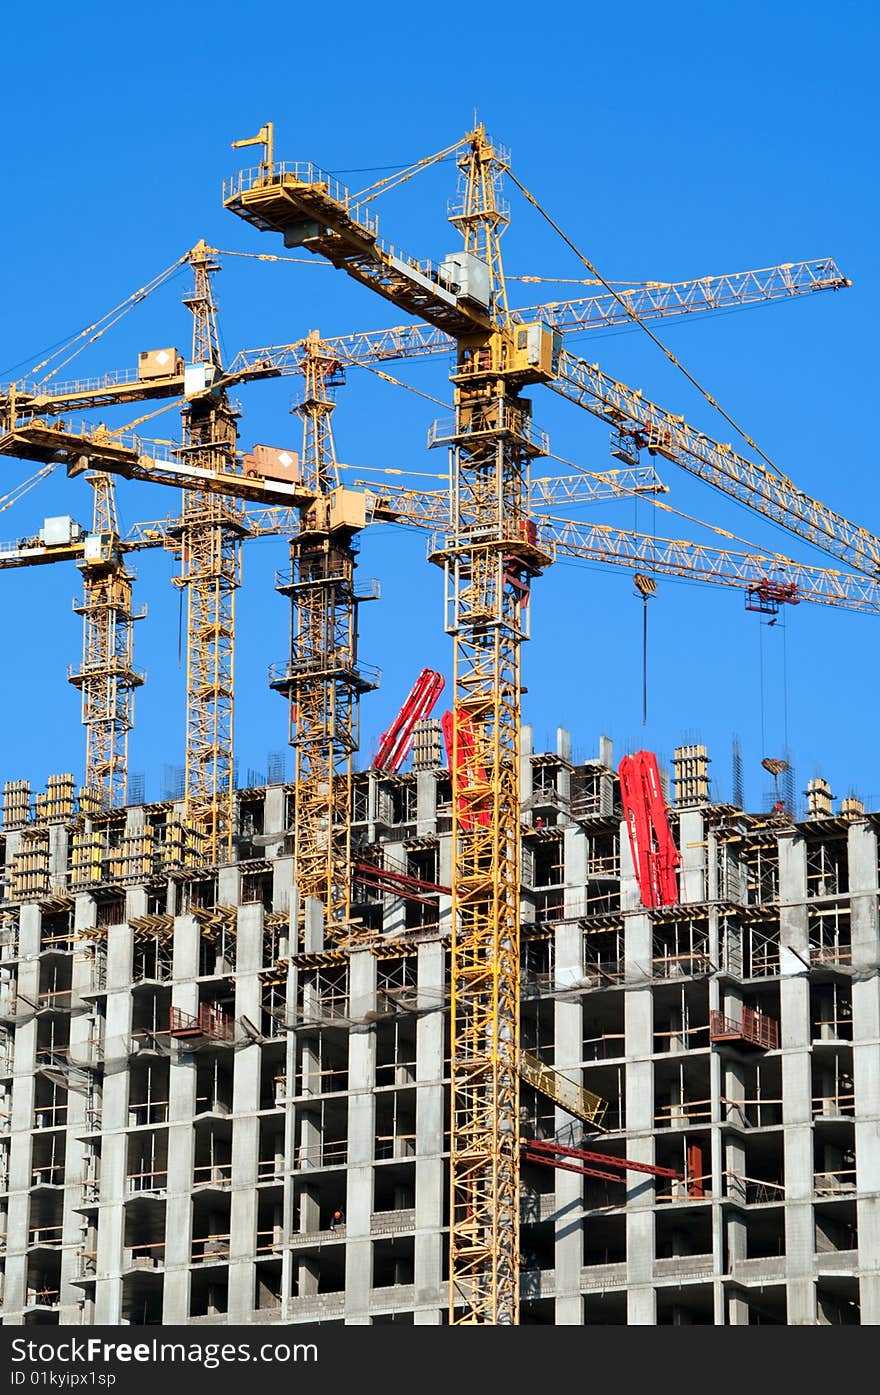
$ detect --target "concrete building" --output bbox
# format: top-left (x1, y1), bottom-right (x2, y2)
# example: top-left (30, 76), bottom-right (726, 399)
top-left (0, 729), bottom-right (876, 1325)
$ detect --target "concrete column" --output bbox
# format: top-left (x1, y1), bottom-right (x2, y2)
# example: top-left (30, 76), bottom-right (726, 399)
top-left (520, 725), bottom-right (534, 813)
top-left (58, 896), bottom-right (99, 1319)
top-left (3, 904), bottom-right (41, 1320)
top-left (848, 820), bottom-right (880, 1323)
top-left (228, 903), bottom-right (263, 1319)
top-left (416, 773), bottom-right (437, 837)
top-left (263, 786), bottom-right (288, 842)
top-left (272, 857), bottom-right (295, 925)
top-left (94, 917), bottom-right (133, 1325)
top-left (413, 939), bottom-right (444, 1323)
top-left (678, 810), bottom-right (706, 905)
top-left (380, 838), bottom-right (407, 937)
top-left (162, 914), bottom-right (200, 1322)
top-left (621, 826), bottom-right (655, 1324)
top-left (344, 950), bottom-right (376, 1322)
top-left (598, 736), bottom-right (614, 816)
top-left (553, 916), bottom-right (584, 1324)
top-left (778, 831), bottom-right (816, 1325)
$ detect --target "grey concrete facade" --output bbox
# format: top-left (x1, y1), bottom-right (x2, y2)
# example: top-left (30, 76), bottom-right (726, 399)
top-left (0, 733), bottom-right (876, 1325)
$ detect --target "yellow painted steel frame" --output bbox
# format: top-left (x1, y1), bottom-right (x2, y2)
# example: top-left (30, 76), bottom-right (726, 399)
top-left (178, 474), bottom-right (242, 863)
top-left (282, 533), bottom-right (365, 933)
top-left (437, 125), bottom-right (551, 1326)
top-left (176, 243), bottom-right (243, 864)
top-left (277, 338), bottom-right (374, 938)
top-left (69, 473), bottom-right (144, 809)
top-left (436, 374), bottom-right (549, 1324)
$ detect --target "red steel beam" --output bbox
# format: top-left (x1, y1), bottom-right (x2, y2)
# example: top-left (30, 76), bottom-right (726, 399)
top-left (523, 1151), bottom-right (624, 1184)
top-left (523, 1136), bottom-right (680, 1180)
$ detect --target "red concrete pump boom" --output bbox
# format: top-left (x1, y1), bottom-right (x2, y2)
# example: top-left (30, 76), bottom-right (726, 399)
top-left (373, 668), bottom-right (445, 772)
top-left (619, 750), bottom-right (680, 908)
top-left (441, 707), bottom-right (491, 831)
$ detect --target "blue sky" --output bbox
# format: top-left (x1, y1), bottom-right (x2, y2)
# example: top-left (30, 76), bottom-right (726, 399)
top-left (0, 0), bottom-right (877, 811)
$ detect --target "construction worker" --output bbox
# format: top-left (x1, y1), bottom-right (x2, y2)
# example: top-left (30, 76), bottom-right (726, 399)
top-left (329, 1208), bottom-right (344, 1230)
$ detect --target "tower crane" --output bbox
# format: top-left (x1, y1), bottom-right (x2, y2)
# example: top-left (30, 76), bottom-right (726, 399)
top-left (0, 148), bottom-right (863, 1323)
top-left (0, 242), bottom-right (285, 852)
top-left (0, 442), bottom-right (640, 858)
top-left (0, 238), bottom-right (843, 856)
top-left (269, 331), bottom-right (378, 939)
top-left (221, 122), bottom-right (869, 1325)
top-left (0, 486), bottom-right (303, 811)
top-left (67, 470), bottom-right (146, 812)
top-left (174, 240), bottom-right (246, 863)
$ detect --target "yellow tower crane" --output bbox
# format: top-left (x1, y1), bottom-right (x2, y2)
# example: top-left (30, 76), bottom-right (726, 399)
top-left (0, 246), bottom-right (283, 837)
top-left (0, 240), bottom-right (842, 846)
top-left (270, 332), bottom-right (378, 940)
top-left (68, 469), bottom-right (146, 812)
top-left (220, 122), bottom-right (867, 1324)
top-left (0, 168), bottom-right (862, 1324)
top-left (173, 241), bottom-right (247, 862)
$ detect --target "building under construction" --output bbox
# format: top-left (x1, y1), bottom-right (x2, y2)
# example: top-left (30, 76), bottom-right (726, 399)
top-left (0, 121), bottom-right (877, 1327)
top-left (0, 731), bottom-right (876, 1326)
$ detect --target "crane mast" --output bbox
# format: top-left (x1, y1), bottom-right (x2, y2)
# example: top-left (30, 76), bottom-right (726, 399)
top-left (225, 121), bottom-right (559, 1321)
top-left (69, 470), bottom-right (144, 810)
top-left (175, 241), bottom-right (246, 863)
top-left (270, 333), bottom-right (376, 939)
top-left (427, 127), bottom-right (553, 1324)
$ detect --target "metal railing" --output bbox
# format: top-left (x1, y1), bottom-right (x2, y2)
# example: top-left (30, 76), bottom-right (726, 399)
top-left (28, 1223), bottom-right (64, 1249)
top-left (26, 1287), bottom-right (61, 1308)
top-left (652, 952), bottom-right (712, 979)
top-left (224, 161), bottom-right (381, 238)
top-left (257, 1158), bottom-right (284, 1183)
top-left (124, 1241), bottom-right (165, 1270)
top-left (31, 1163), bottom-right (66, 1186)
top-left (725, 1170), bottom-right (786, 1205)
top-left (192, 1162), bottom-right (232, 1188)
top-left (224, 162), bottom-right (465, 307)
top-left (519, 1049), bottom-right (608, 1128)
top-left (427, 411), bottom-right (550, 455)
top-left (191, 1233), bottom-right (230, 1264)
top-left (126, 1169), bottom-right (168, 1195)
top-left (375, 1133), bottom-right (416, 1161)
top-left (721, 1094), bottom-right (783, 1128)
top-left (655, 1097), bottom-right (713, 1127)
top-left (709, 1007), bottom-right (779, 1050)
top-left (812, 1092), bottom-right (855, 1118)
top-left (814, 1168), bottom-right (857, 1196)
top-left (128, 1100), bottom-right (169, 1126)
top-left (169, 1004), bottom-right (235, 1044)
top-left (295, 1141), bottom-right (348, 1170)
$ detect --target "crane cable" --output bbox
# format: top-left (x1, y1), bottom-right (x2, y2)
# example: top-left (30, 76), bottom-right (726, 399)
top-left (350, 138), bottom-right (467, 204)
top-left (0, 462), bottom-right (58, 514)
top-left (505, 168), bottom-right (794, 488)
top-left (344, 358), bottom-right (451, 410)
top-left (215, 249), bottom-right (329, 267)
top-left (27, 255), bottom-right (190, 389)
